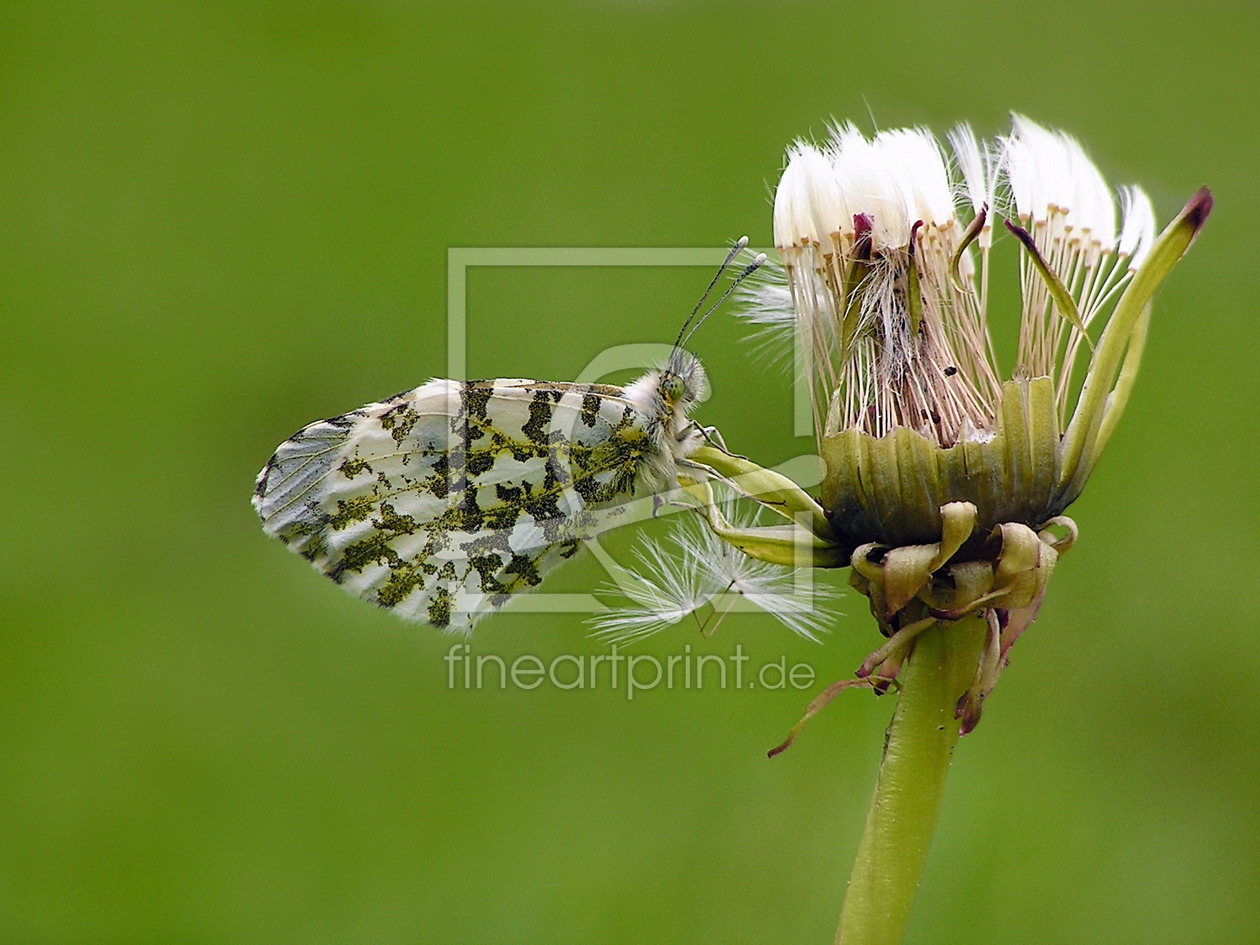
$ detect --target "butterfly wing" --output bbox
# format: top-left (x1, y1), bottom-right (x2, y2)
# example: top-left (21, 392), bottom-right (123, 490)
top-left (253, 379), bottom-right (661, 630)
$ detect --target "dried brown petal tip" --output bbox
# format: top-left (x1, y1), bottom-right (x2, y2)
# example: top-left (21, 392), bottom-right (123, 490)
top-left (1184, 186), bottom-right (1213, 235)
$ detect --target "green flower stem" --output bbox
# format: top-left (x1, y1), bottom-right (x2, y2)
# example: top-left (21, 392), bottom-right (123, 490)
top-left (835, 616), bottom-right (986, 945)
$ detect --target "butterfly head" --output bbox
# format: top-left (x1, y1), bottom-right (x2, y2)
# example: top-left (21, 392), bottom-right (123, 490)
top-left (628, 239), bottom-right (762, 452)
top-left (660, 348), bottom-right (710, 414)
top-left (625, 348), bottom-right (709, 430)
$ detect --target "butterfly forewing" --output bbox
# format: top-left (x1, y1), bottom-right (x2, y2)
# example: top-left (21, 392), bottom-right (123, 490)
top-left (254, 379), bottom-right (661, 630)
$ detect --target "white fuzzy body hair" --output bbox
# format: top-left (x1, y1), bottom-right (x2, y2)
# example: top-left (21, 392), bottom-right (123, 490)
top-left (623, 349), bottom-right (710, 468)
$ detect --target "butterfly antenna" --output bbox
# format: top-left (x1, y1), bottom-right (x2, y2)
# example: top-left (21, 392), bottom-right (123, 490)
top-left (679, 251), bottom-right (767, 350)
top-left (673, 236), bottom-right (749, 348)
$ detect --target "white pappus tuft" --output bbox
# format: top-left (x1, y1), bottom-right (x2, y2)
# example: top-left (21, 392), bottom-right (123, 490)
top-left (735, 113), bottom-right (1165, 441)
top-left (588, 495), bottom-right (838, 644)
top-left (732, 252), bottom-right (800, 373)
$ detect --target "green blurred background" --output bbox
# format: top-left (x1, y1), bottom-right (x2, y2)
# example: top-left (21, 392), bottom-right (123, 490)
top-left (2, 1), bottom-right (1258, 942)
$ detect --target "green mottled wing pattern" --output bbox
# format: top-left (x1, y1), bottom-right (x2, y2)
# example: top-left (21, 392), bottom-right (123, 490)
top-left (253, 379), bottom-right (660, 630)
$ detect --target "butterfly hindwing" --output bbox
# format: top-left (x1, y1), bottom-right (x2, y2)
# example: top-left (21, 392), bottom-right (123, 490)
top-left (254, 379), bottom-right (661, 630)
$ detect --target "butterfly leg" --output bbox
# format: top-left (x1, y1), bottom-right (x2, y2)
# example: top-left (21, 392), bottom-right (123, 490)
top-left (675, 419), bottom-right (738, 456)
top-left (676, 456), bottom-right (719, 480)
top-left (699, 424), bottom-right (730, 452)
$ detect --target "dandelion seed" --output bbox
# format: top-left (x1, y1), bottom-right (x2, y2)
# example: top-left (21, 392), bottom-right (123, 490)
top-left (590, 497), bottom-right (837, 644)
top-left (732, 254), bottom-right (799, 373)
top-left (588, 537), bottom-right (719, 644)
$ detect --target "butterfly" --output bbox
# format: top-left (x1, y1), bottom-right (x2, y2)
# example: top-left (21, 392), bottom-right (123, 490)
top-left (253, 241), bottom-right (765, 631)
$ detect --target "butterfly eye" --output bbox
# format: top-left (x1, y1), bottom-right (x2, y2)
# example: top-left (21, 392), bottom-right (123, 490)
top-left (664, 375), bottom-right (686, 403)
